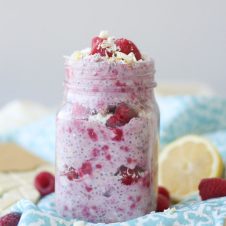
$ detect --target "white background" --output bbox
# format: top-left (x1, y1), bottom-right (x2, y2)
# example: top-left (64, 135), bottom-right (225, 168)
top-left (0, 0), bottom-right (226, 107)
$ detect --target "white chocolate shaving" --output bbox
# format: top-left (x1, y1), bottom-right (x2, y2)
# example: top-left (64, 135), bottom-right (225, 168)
top-left (71, 48), bottom-right (91, 61)
top-left (100, 37), bottom-right (117, 53)
top-left (99, 30), bottom-right (109, 39)
top-left (89, 113), bottom-right (113, 124)
top-left (115, 51), bottom-right (137, 64)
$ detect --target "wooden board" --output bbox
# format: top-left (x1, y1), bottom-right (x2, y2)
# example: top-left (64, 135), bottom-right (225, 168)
top-left (0, 143), bottom-right (45, 172)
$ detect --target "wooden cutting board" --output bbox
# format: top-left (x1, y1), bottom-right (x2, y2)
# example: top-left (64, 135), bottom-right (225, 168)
top-left (0, 143), bottom-right (45, 172)
top-left (0, 143), bottom-right (54, 216)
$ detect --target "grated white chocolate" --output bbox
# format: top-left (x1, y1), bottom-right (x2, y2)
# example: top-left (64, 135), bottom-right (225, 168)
top-left (88, 113), bottom-right (113, 124)
top-left (100, 37), bottom-right (117, 52)
top-left (114, 52), bottom-right (137, 64)
top-left (99, 30), bottom-right (109, 39)
top-left (71, 48), bottom-right (91, 61)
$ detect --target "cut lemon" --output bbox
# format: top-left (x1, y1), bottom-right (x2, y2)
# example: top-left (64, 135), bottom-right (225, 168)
top-left (159, 135), bottom-right (224, 201)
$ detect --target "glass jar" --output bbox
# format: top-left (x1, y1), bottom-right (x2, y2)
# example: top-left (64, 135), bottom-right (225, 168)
top-left (55, 56), bottom-right (159, 223)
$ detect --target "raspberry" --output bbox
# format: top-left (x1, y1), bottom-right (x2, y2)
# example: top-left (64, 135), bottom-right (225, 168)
top-left (65, 167), bottom-right (79, 181)
top-left (90, 36), bottom-right (112, 57)
top-left (0, 212), bottom-right (21, 226)
top-left (64, 162), bottom-right (92, 181)
top-left (115, 38), bottom-right (142, 60)
top-left (156, 194), bottom-right (170, 212)
top-left (111, 128), bottom-right (123, 141)
top-left (115, 103), bottom-right (137, 124)
top-left (85, 185), bottom-right (93, 192)
top-left (106, 103), bottom-right (137, 128)
top-left (96, 164), bottom-right (102, 169)
top-left (115, 165), bottom-right (144, 185)
top-left (34, 171), bottom-right (55, 196)
top-left (158, 186), bottom-right (170, 200)
top-left (105, 154), bottom-right (112, 160)
top-left (80, 162), bottom-right (92, 175)
top-left (106, 115), bottom-right (122, 128)
top-left (87, 128), bottom-right (98, 141)
top-left (198, 178), bottom-right (226, 201)
top-left (102, 145), bottom-right (109, 151)
top-left (91, 36), bottom-right (103, 48)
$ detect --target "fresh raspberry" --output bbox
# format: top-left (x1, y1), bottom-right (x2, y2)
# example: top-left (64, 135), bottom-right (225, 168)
top-left (80, 162), bottom-right (93, 175)
top-left (158, 186), bottom-right (170, 200)
top-left (115, 165), bottom-right (144, 185)
top-left (198, 178), bottom-right (226, 201)
top-left (105, 154), bottom-right (112, 161)
top-left (106, 115), bottom-right (122, 128)
top-left (85, 185), bottom-right (93, 192)
top-left (65, 167), bottom-right (79, 181)
top-left (0, 212), bottom-right (21, 226)
top-left (96, 164), bottom-right (102, 169)
top-left (87, 128), bottom-right (98, 141)
top-left (34, 171), bottom-right (55, 196)
top-left (111, 128), bottom-right (123, 141)
top-left (102, 145), bottom-right (109, 151)
top-left (115, 103), bottom-right (137, 124)
top-left (91, 36), bottom-right (104, 48)
top-left (115, 38), bottom-right (142, 60)
top-left (90, 36), bottom-right (112, 57)
top-left (156, 194), bottom-right (170, 212)
top-left (64, 162), bottom-right (92, 181)
top-left (106, 103), bottom-right (137, 128)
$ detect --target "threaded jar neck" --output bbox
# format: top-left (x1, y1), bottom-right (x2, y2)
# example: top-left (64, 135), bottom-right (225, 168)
top-left (64, 57), bottom-right (156, 94)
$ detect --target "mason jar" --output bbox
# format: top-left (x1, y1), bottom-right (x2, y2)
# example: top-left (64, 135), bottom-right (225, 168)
top-left (55, 55), bottom-right (159, 223)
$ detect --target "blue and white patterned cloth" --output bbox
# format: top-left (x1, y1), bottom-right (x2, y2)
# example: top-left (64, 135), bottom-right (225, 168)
top-left (4, 96), bottom-right (226, 225)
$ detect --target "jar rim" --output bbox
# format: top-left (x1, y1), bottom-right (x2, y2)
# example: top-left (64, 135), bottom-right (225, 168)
top-left (64, 56), bottom-right (157, 92)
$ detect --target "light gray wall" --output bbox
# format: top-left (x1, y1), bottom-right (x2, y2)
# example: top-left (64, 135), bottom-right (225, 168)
top-left (0, 0), bottom-right (226, 107)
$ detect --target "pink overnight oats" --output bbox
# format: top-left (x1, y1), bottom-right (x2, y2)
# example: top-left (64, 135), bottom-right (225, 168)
top-left (55, 31), bottom-right (159, 223)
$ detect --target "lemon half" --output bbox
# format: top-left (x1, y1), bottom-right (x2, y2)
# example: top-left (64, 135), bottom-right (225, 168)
top-left (159, 135), bottom-right (224, 201)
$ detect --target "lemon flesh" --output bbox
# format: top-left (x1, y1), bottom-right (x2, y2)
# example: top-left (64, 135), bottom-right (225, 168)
top-left (159, 135), bottom-right (224, 201)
